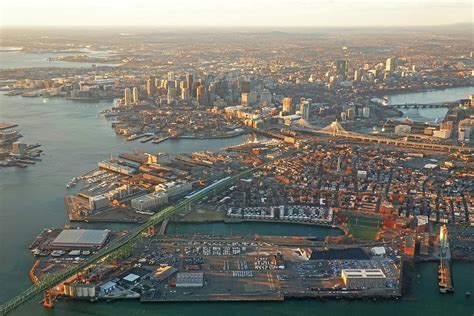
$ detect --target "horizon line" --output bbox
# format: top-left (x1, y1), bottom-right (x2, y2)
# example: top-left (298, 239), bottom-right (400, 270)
top-left (2, 22), bottom-right (472, 29)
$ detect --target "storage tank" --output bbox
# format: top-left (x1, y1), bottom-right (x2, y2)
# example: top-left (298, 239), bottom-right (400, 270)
top-left (87, 285), bottom-right (96, 297)
top-left (75, 286), bottom-right (83, 297)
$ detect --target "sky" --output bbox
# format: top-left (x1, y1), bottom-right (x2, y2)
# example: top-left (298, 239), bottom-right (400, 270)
top-left (1, 0), bottom-right (472, 27)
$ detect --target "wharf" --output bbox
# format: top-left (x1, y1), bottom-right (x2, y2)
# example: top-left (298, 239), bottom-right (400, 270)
top-left (25, 143), bottom-right (41, 150)
top-left (17, 159), bottom-right (36, 164)
top-left (0, 122), bottom-right (18, 130)
top-left (152, 136), bottom-right (170, 144)
top-left (126, 134), bottom-right (148, 141)
top-left (438, 259), bottom-right (454, 293)
top-left (140, 135), bottom-right (154, 143)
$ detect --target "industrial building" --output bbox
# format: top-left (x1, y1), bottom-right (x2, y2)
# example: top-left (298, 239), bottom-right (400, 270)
top-left (98, 161), bottom-right (136, 176)
top-left (176, 272), bottom-right (204, 288)
top-left (341, 269), bottom-right (387, 289)
top-left (50, 229), bottom-right (111, 249)
top-left (131, 191), bottom-right (168, 211)
top-left (87, 194), bottom-right (109, 211)
top-left (155, 181), bottom-right (192, 197)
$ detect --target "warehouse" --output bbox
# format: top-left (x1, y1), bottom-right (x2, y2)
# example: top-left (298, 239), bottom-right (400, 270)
top-left (176, 272), bottom-right (204, 288)
top-left (341, 269), bottom-right (386, 289)
top-left (131, 191), bottom-right (168, 211)
top-left (49, 229), bottom-right (111, 249)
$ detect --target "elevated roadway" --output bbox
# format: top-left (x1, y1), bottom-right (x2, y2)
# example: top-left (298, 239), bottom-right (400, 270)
top-left (314, 121), bottom-right (473, 153)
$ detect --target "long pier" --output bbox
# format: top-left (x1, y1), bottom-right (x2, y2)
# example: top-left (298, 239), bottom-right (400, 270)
top-left (438, 259), bottom-right (454, 293)
top-left (438, 225), bottom-right (454, 293)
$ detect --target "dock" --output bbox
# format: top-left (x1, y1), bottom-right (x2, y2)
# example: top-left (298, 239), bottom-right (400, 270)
top-left (0, 122), bottom-right (19, 130)
top-left (152, 136), bottom-right (170, 144)
top-left (140, 135), bottom-right (154, 143)
top-left (438, 225), bottom-right (454, 293)
top-left (438, 259), bottom-right (454, 293)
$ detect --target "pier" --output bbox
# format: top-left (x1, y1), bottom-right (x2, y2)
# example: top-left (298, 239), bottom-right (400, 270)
top-left (438, 225), bottom-right (454, 293)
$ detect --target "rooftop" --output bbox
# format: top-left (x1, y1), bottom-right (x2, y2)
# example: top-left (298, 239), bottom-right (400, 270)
top-left (342, 269), bottom-right (386, 278)
top-left (50, 229), bottom-right (110, 248)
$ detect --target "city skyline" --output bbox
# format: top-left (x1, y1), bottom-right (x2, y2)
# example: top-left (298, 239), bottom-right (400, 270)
top-left (1, 0), bottom-right (472, 27)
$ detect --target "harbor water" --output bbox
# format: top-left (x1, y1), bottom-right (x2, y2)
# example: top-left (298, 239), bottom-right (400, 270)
top-left (0, 89), bottom-right (473, 315)
top-left (387, 86), bottom-right (474, 122)
top-left (0, 50), bottom-right (117, 69)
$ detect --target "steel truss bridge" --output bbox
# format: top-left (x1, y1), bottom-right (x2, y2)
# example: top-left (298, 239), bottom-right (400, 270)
top-left (0, 167), bottom-right (256, 315)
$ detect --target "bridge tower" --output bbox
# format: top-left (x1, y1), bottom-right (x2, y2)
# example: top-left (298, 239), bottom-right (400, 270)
top-left (43, 290), bottom-right (54, 309)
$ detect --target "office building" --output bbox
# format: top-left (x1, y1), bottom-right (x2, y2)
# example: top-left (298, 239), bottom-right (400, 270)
top-left (131, 192), bottom-right (168, 211)
top-left (386, 57), bottom-right (396, 72)
top-left (282, 97), bottom-right (292, 113)
top-left (341, 269), bottom-right (386, 289)
top-left (196, 85), bottom-right (208, 106)
top-left (186, 73), bottom-right (194, 97)
top-left (354, 69), bottom-right (364, 82)
top-left (242, 91), bottom-right (257, 106)
top-left (124, 88), bottom-right (132, 106)
top-left (362, 107), bottom-right (370, 118)
top-left (336, 59), bottom-right (349, 80)
top-left (300, 98), bottom-right (311, 121)
top-left (167, 88), bottom-right (175, 104)
top-left (181, 88), bottom-right (190, 100)
top-left (146, 77), bottom-right (155, 97)
top-left (241, 81), bottom-right (250, 93)
top-left (260, 89), bottom-right (272, 106)
top-left (132, 87), bottom-right (139, 105)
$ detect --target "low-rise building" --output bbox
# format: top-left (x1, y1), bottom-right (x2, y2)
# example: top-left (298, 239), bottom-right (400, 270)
top-left (176, 272), bottom-right (204, 288)
top-left (341, 269), bottom-right (386, 289)
top-left (131, 192), bottom-right (168, 211)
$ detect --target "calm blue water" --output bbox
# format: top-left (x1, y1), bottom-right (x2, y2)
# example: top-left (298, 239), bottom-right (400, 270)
top-left (387, 87), bottom-right (474, 105)
top-left (387, 86), bottom-right (474, 122)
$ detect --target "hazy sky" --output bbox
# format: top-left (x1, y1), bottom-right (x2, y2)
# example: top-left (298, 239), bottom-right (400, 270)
top-left (1, 0), bottom-right (472, 27)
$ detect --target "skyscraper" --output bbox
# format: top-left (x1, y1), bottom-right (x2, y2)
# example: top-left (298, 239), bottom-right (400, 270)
top-left (260, 89), bottom-right (272, 107)
top-left (124, 88), bottom-right (132, 106)
top-left (241, 81), bottom-right (250, 93)
top-left (354, 69), bottom-right (364, 82)
top-left (386, 58), bottom-right (396, 72)
top-left (196, 85), bottom-right (207, 106)
top-left (186, 73), bottom-right (194, 97)
top-left (300, 98), bottom-right (311, 121)
top-left (282, 97), bottom-right (292, 113)
top-left (336, 59), bottom-right (349, 80)
top-left (132, 87), bottom-right (139, 105)
top-left (181, 88), bottom-right (190, 100)
top-left (146, 77), bottom-right (155, 97)
top-left (167, 88), bottom-right (175, 104)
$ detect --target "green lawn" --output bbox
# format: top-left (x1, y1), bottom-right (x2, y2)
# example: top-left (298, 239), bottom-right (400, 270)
top-left (348, 225), bottom-right (379, 240)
